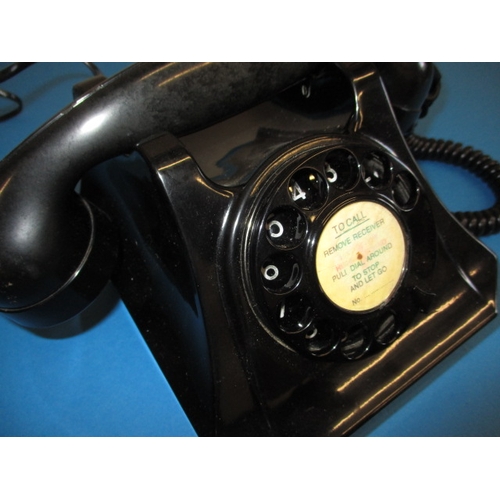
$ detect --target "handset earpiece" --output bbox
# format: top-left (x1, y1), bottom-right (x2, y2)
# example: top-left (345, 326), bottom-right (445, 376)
top-left (0, 63), bottom-right (323, 327)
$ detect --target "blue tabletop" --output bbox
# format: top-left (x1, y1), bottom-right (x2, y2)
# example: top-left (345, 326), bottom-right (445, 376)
top-left (0, 62), bottom-right (499, 436)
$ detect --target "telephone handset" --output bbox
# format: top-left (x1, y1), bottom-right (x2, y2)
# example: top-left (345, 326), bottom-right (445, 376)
top-left (0, 63), bottom-right (497, 435)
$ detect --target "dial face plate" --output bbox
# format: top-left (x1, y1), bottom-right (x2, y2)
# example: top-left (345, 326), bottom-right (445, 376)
top-left (315, 200), bottom-right (407, 312)
top-left (242, 138), bottom-right (434, 361)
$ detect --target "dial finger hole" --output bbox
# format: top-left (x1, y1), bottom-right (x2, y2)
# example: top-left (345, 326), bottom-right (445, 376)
top-left (324, 149), bottom-right (359, 190)
top-left (362, 151), bottom-right (392, 189)
top-left (288, 168), bottom-right (327, 210)
top-left (392, 171), bottom-right (419, 210)
top-left (340, 325), bottom-right (371, 360)
top-left (265, 206), bottom-right (307, 249)
top-left (374, 313), bottom-right (400, 346)
top-left (304, 321), bottom-right (339, 357)
top-left (261, 254), bottom-right (301, 293)
top-left (277, 295), bottom-right (313, 334)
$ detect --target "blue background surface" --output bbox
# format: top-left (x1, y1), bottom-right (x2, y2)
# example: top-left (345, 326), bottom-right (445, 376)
top-left (0, 62), bottom-right (499, 436)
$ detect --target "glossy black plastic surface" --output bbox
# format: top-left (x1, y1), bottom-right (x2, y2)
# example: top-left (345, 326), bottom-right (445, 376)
top-left (80, 63), bottom-right (496, 435)
top-left (0, 63), bottom-right (322, 326)
top-left (0, 62), bottom-right (496, 435)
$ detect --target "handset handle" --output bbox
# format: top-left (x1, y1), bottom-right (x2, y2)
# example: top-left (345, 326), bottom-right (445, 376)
top-left (0, 62), bottom-right (323, 326)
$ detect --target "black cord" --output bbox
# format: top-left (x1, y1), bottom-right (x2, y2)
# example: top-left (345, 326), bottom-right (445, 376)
top-left (0, 88), bottom-right (23, 121)
top-left (407, 134), bottom-right (500, 237)
top-left (0, 62), bottom-right (35, 84)
top-left (0, 63), bottom-right (35, 121)
top-left (83, 62), bottom-right (103, 77)
top-left (0, 62), bottom-right (104, 122)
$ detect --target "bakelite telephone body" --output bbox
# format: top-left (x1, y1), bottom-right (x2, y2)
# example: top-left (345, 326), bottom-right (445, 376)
top-left (0, 63), bottom-right (497, 435)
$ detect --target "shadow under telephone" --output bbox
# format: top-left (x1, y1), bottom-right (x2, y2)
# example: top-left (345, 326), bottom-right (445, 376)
top-left (0, 62), bottom-right (498, 436)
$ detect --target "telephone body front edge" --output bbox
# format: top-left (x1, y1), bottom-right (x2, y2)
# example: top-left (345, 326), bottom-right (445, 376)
top-left (0, 62), bottom-right (499, 436)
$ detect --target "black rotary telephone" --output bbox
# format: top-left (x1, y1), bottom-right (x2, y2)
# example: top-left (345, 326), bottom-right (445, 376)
top-left (0, 63), bottom-right (497, 436)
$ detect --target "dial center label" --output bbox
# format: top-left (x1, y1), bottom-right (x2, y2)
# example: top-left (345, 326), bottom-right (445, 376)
top-left (315, 200), bottom-right (406, 312)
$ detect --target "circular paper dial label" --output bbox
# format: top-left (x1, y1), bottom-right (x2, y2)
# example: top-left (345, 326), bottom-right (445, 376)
top-left (315, 200), bottom-right (406, 312)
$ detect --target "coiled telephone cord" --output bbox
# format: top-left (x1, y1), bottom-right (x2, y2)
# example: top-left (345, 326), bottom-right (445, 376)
top-left (407, 134), bottom-right (500, 237)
